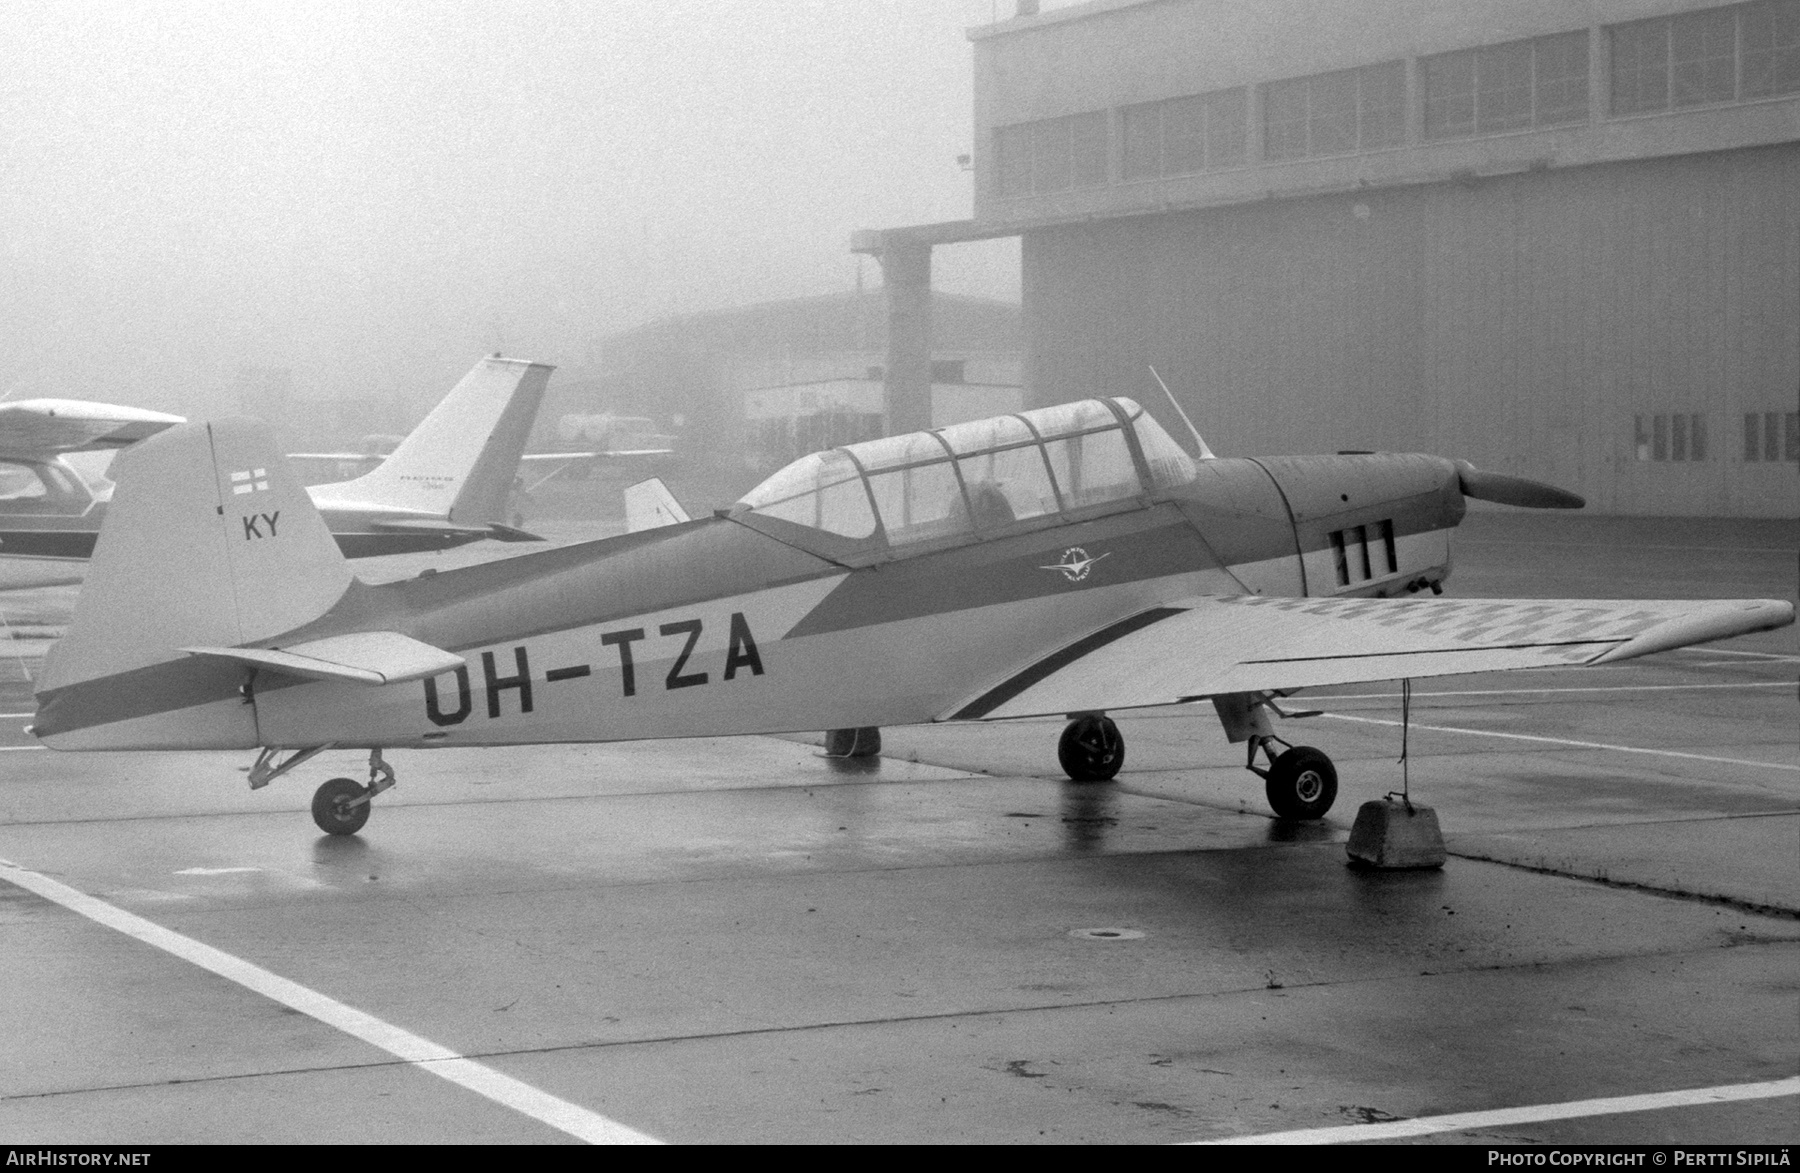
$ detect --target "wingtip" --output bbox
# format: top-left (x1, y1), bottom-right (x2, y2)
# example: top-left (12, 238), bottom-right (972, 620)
top-left (1588, 598), bottom-right (1796, 664)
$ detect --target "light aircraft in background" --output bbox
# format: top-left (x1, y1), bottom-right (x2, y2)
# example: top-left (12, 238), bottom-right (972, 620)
top-left (0, 356), bottom-right (553, 589)
top-left (29, 399), bottom-right (1793, 836)
top-left (289, 419), bottom-right (675, 499)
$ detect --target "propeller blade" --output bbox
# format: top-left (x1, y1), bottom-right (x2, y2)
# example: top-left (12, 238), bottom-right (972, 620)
top-left (1455, 461), bottom-right (1585, 509)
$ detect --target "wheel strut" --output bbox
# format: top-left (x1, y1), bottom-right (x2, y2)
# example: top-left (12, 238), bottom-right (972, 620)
top-left (1244, 733), bottom-right (1291, 780)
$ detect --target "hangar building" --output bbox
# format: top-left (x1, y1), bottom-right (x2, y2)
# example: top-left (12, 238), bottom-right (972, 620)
top-left (865, 0), bottom-right (1799, 516)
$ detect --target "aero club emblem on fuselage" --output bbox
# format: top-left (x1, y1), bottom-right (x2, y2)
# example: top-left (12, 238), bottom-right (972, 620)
top-left (1042, 547), bottom-right (1109, 583)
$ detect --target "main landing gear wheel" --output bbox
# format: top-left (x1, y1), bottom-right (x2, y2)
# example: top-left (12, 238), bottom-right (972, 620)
top-left (312, 777), bottom-right (371, 836)
top-left (1264, 746), bottom-right (1338, 820)
top-left (1059, 714), bottom-right (1124, 782)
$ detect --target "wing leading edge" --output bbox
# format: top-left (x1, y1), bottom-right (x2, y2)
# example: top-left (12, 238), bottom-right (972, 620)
top-left (946, 594), bottom-right (1795, 722)
top-left (0, 400), bottom-right (185, 458)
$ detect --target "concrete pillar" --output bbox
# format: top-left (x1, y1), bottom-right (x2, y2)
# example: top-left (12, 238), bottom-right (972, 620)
top-left (879, 239), bottom-right (934, 436)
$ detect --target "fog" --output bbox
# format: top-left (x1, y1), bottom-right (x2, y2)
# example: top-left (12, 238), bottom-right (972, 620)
top-left (0, 1), bottom-right (1024, 421)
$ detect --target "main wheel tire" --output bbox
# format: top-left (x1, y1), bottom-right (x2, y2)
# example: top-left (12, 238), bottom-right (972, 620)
top-left (824, 727), bottom-right (881, 757)
top-left (312, 777), bottom-right (371, 836)
top-left (1264, 746), bottom-right (1338, 820)
top-left (1058, 715), bottom-right (1124, 782)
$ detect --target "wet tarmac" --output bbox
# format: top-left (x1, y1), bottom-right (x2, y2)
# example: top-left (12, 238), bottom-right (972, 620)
top-left (0, 511), bottom-right (1794, 1144)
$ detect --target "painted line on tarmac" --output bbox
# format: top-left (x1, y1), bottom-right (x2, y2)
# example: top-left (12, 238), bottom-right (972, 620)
top-left (1316, 682), bottom-right (1792, 701)
top-left (0, 745), bottom-right (43, 751)
top-left (1186, 1075), bottom-right (1800, 1144)
top-left (0, 857), bottom-right (661, 1145)
top-left (1318, 712), bottom-right (1800, 772)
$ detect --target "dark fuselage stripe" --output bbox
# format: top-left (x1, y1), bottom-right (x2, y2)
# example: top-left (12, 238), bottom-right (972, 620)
top-left (0, 527), bottom-right (480, 561)
top-left (951, 606), bottom-right (1186, 721)
top-left (0, 530), bottom-right (99, 559)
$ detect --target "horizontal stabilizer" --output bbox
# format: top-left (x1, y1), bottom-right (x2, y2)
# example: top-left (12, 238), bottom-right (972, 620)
top-left (625, 477), bottom-right (691, 532)
top-left (484, 522), bottom-right (545, 542)
top-left (183, 631), bottom-right (466, 686)
top-left (366, 516), bottom-right (544, 542)
top-left (368, 517), bottom-right (491, 536)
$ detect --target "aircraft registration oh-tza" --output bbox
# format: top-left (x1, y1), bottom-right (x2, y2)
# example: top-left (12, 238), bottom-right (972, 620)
top-left (29, 398), bottom-right (1795, 836)
top-left (0, 355), bottom-right (554, 590)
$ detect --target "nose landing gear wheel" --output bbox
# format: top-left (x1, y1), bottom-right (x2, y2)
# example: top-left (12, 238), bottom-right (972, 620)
top-left (1264, 746), bottom-right (1338, 820)
top-left (312, 777), bottom-right (371, 836)
top-left (1058, 714), bottom-right (1124, 782)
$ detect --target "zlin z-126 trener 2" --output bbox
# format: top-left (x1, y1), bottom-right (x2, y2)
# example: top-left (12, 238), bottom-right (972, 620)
top-left (29, 398), bottom-right (1792, 836)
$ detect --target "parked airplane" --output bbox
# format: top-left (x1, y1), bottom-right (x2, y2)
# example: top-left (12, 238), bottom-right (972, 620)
top-left (0, 356), bottom-right (553, 589)
top-left (29, 399), bottom-right (1793, 836)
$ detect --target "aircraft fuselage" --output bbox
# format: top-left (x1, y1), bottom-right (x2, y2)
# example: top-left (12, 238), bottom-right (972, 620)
top-left (32, 452), bottom-right (1467, 751)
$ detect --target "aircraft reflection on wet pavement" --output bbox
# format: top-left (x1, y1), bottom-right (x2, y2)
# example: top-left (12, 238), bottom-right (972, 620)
top-left (27, 396), bottom-right (1793, 836)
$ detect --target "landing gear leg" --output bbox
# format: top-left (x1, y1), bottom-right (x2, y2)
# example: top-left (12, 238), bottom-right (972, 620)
top-left (1058, 713), bottom-right (1123, 782)
top-left (1213, 692), bottom-right (1337, 820)
top-left (309, 749), bottom-right (398, 837)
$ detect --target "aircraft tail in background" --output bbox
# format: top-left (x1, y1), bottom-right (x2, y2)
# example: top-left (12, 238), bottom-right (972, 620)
top-left (310, 356), bottom-right (553, 528)
top-left (624, 477), bottom-right (692, 532)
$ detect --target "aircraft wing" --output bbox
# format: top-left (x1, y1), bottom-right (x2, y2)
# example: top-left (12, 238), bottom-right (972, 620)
top-left (0, 399), bottom-right (185, 458)
top-left (946, 594), bottom-right (1796, 721)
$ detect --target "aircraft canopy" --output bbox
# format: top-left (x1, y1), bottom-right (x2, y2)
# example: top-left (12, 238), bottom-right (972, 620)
top-left (735, 398), bottom-right (1195, 554)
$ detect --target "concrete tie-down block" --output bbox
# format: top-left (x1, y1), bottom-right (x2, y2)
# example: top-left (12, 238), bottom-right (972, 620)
top-left (1346, 797), bottom-right (1447, 869)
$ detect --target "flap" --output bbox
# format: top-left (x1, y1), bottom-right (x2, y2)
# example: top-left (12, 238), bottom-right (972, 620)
top-left (183, 631), bottom-right (466, 686)
top-left (946, 594), bottom-right (1795, 721)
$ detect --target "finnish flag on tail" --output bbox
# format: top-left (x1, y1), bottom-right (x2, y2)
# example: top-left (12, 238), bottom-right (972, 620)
top-left (230, 468), bottom-right (271, 494)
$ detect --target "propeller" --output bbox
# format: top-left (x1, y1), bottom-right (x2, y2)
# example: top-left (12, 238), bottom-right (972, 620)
top-left (1454, 460), bottom-right (1585, 509)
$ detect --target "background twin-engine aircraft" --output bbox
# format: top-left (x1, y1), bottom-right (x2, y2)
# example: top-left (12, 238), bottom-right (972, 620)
top-left (29, 398), bottom-right (1793, 836)
top-left (0, 355), bottom-right (627, 590)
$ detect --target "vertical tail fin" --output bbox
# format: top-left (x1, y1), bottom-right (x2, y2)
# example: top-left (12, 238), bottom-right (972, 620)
top-left (39, 419), bottom-right (351, 693)
top-left (624, 477), bottom-right (691, 532)
top-left (318, 356), bottom-right (554, 525)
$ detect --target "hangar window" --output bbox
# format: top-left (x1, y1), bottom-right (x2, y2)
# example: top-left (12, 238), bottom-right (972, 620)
top-left (1424, 30), bottom-right (1591, 139)
top-left (1743, 412), bottom-right (1800, 462)
top-left (1611, 1), bottom-right (1800, 115)
top-left (1121, 87), bottom-right (1246, 180)
top-left (994, 111), bottom-right (1109, 198)
top-left (1263, 61), bottom-right (1405, 161)
top-left (1634, 414), bottom-right (1708, 462)
top-left (1742, 0), bottom-right (1800, 96)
